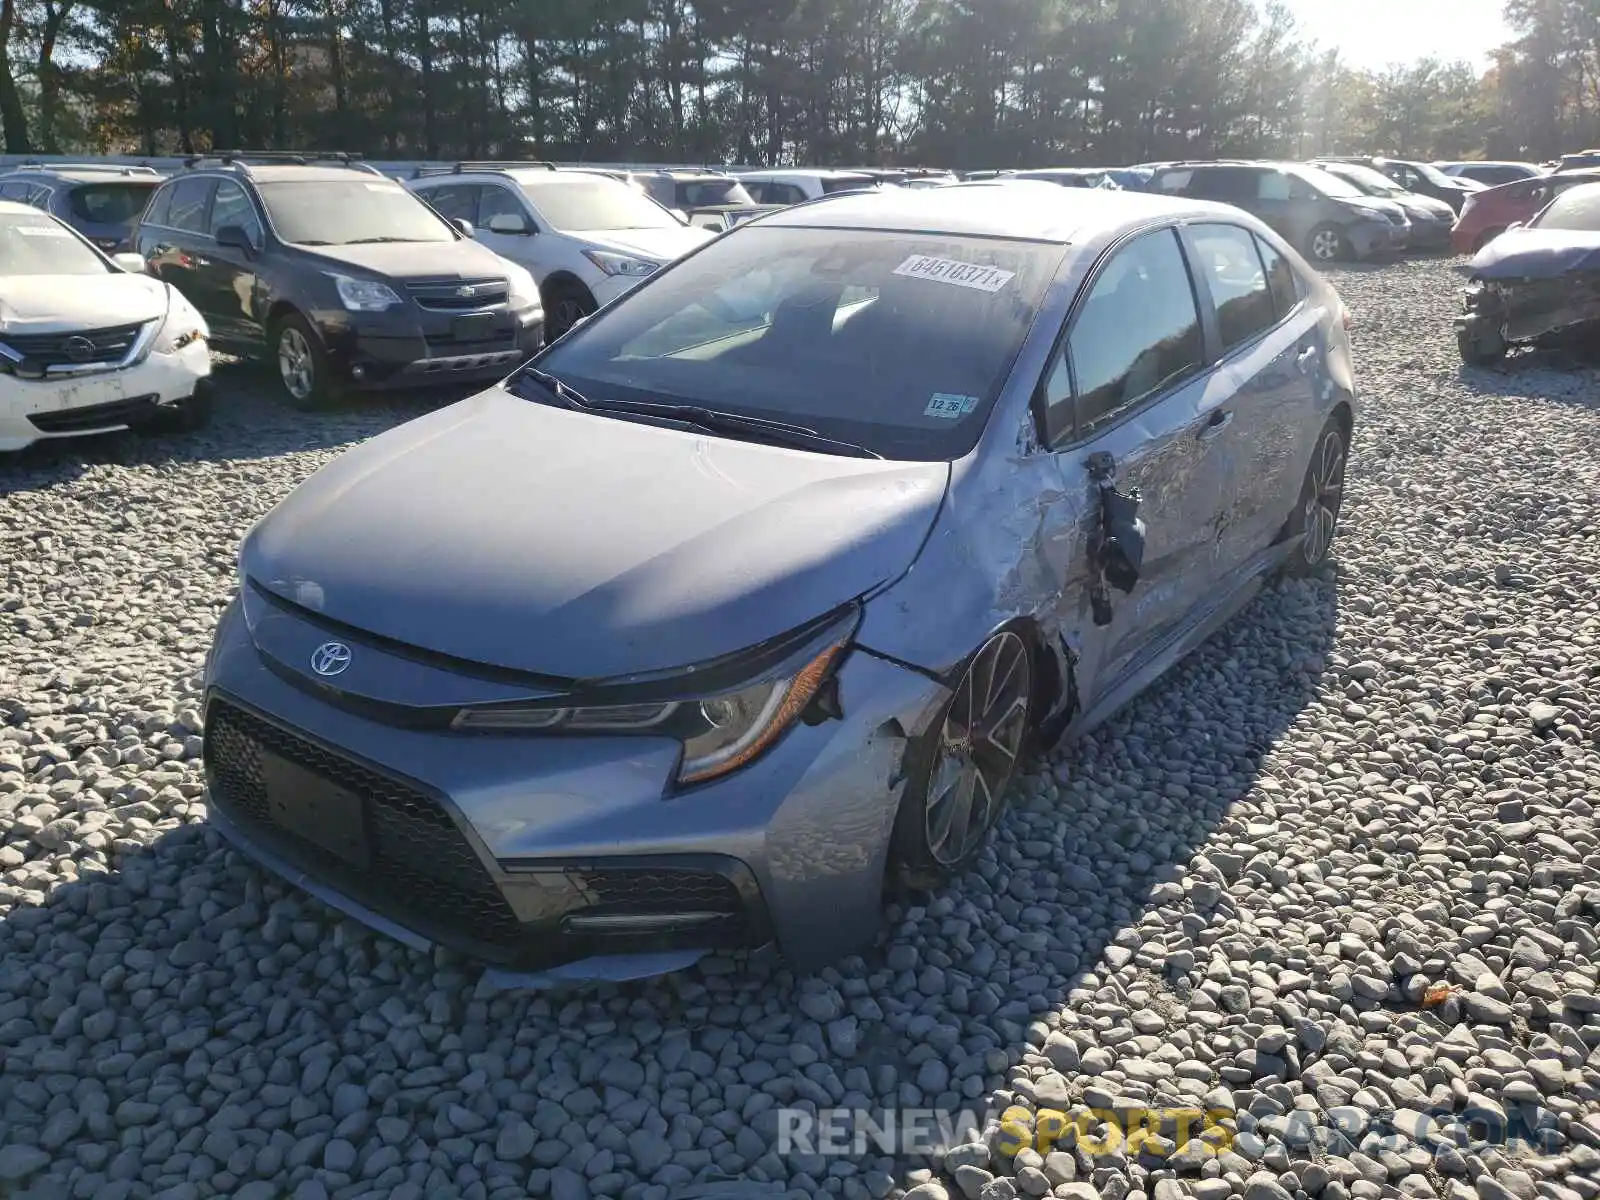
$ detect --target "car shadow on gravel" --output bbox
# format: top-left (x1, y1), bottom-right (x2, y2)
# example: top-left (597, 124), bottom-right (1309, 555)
top-left (1455, 351), bottom-right (1600, 412)
top-left (1, 363), bottom-right (475, 496)
top-left (0, 570), bottom-right (1340, 1197)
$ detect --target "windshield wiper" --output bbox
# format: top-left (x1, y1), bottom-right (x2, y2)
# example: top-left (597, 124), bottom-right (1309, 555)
top-left (342, 236), bottom-right (429, 244)
top-left (515, 369), bottom-right (882, 458)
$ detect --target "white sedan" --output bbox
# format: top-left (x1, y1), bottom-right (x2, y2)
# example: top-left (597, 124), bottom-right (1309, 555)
top-left (0, 201), bottom-right (211, 453)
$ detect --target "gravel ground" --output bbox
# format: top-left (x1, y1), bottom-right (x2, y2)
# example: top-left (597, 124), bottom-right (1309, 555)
top-left (1, 258), bottom-right (1598, 1200)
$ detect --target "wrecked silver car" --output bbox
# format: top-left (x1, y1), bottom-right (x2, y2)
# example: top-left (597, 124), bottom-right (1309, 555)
top-left (201, 183), bottom-right (1356, 984)
top-left (1457, 181), bottom-right (1600, 365)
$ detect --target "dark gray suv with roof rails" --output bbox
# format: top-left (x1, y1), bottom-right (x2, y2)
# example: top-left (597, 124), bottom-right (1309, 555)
top-left (133, 152), bottom-right (544, 408)
top-left (0, 162), bottom-right (164, 253)
top-left (1151, 161), bottom-right (1409, 264)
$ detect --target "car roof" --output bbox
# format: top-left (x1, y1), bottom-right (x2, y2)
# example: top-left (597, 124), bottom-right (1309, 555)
top-left (761, 181), bottom-right (1232, 243)
top-left (181, 164), bottom-right (370, 184)
top-left (739, 168), bottom-right (873, 180)
top-left (3, 168), bottom-right (162, 183)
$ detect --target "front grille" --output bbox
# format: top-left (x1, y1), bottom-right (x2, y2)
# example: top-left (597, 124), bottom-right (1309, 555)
top-left (1, 321), bottom-right (145, 367)
top-left (404, 278), bottom-right (509, 312)
top-left (28, 394), bottom-right (160, 432)
top-left (204, 698), bottom-right (526, 956)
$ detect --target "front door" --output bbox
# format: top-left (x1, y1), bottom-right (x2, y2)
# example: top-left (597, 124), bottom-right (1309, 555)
top-left (140, 177), bottom-right (215, 312)
top-left (194, 179), bottom-right (267, 348)
top-left (1036, 226), bottom-right (1235, 708)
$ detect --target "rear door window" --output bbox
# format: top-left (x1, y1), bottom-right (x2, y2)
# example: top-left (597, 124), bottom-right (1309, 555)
top-left (1189, 224), bottom-right (1279, 351)
top-left (164, 178), bottom-right (214, 233)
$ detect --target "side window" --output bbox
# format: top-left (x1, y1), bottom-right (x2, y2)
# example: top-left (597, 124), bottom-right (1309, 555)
top-left (209, 180), bottom-right (262, 245)
top-left (1190, 224), bottom-right (1278, 351)
top-left (143, 184), bottom-right (174, 227)
top-left (0, 182), bottom-right (25, 201)
top-left (775, 184), bottom-right (807, 205)
top-left (1154, 170), bottom-right (1192, 193)
top-left (165, 178), bottom-right (214, 233)
top-left (477, 185), bottom-right (526, 228)
top-left (1255, 234), bottom-right (1301, 318)
top-left (1257, 171), bottom-right (1291, 201)
top-left (419, 184), bottom-right (477, 222)
top-left (1066, 228), bottom-right (1204, 439)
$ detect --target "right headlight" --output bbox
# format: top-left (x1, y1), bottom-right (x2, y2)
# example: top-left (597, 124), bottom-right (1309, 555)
top-left (451, 618), bottom-right (854, 786)
top-left (328, 273), bottom-right (401, 312)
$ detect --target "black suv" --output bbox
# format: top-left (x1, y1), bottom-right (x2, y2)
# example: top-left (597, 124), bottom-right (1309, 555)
top-left (1149, 160), bottom-right (1408, 264)
top-left (0, 162), bottom-right (164, 252)
top-left (132, 152), bottom-right (544, 408)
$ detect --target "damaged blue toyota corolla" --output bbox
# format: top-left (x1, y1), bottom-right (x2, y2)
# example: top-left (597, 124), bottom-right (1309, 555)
top-left (201, 182), bottom-right (1356, 985)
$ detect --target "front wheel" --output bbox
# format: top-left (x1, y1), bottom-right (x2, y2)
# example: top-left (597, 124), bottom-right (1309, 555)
top-left (270, 313), bottom-right (339, 411)
top-left (890, 630), bottom-right (1034, 885)
top-left (1304, 224), bottom-right (1350, 265)
top-left (1284, 420), bottom-right (1348, 576)
top-left (543, 282), bottom-right (598, 342)
top-left (136, 379), bottom-right (213, 435)
top-left (1457, 324), bottom-right (1507, 367)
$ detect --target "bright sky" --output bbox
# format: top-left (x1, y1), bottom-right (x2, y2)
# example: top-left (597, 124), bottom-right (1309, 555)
top-left (1282, 0), bottom-right (1512, 71)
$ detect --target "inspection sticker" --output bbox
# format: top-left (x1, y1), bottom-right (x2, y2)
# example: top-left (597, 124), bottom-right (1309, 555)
top-left (894, 254), bottom-right (1015, 293)
top-left (14, 225), bottom-right (71, 237)
top-left (925, 393), bottom-right (980, 419)
top-left (364, 181), bottom-right (402, 191)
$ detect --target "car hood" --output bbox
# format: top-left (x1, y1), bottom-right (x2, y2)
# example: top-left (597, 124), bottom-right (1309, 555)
top-left (0, 273), bottom-right (168, 332)
top-left (297, 239), bottom-right (510, 280)
top-left (1398, 195), bottom-right (1455, 220)
top-left (242, 386), bottom-right (949, 680)
top-left (1471, 228), bottom-right (1600, 279)
top-left (570, 226), bottom-right (715, 261)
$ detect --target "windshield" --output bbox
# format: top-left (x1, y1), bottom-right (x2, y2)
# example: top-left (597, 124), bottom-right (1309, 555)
top-left (0, 213), bottom-right (110, 275)
top-left (69, 182), bottom-right (158, 226)
top-left (1534, 184), bottom-right (1600, 231)
top-left (530, 225), bottom-right (1064, 461)
top-left (679, 179), bottom-right (754, 207)
top-left (1293, 165), bottom-right (1365, 199)
top-left (522, 177), bottom-right (680, 231)
top-left (1403, 161), bottom-right (1455, 188)
top-left (258, 179), bottom-right (454, 245)
top-left (1323, 164), bottom-right (1401, 197)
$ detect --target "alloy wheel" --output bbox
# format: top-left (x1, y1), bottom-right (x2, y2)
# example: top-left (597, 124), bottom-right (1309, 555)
top-left (550, 296), bottom-right (592, 339)
top-left (278, 327), bottom-right (315, 401)
top-left (1300, 427), bottom-right (1347, 566)
top-left (1310, 229), bottom-right (1341, 262)
top-left (923, 631), bottom-right (1032, 868)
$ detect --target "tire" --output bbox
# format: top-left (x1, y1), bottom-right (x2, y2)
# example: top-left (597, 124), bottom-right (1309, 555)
top-left (1457, 325), bottom-right (1507, 367)
top-left (543, 281), bottom-right (598, 342)
top-left (270, 313), bottom-right (339, 411)
top-left (136, 379), bottom-right (214, 435)
top-left (1284, 419), bottom-right (1348, 577)
top-left (1304, 224), bottom-right (1350, 265)
top-left (889, 630), bottom-right (1034, 886)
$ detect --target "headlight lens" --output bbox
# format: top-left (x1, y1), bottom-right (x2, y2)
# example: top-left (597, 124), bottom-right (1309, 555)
top-left (153, 292), bottom-right (208, 354)
top-left (583, 249), bottom-right (660, 278)
top-left (452, 628), bottom-right (851, 786)
top-left (329, 273), bottom-right (401, 312)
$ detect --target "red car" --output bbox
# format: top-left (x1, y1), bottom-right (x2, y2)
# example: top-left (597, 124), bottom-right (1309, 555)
top-left (1452, 169), bottom-right (1600, 253)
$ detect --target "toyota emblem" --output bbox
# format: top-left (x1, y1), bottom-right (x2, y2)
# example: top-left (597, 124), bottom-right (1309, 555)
top-left (63, 336), bottom-right (97, 363)
top-left (310, 642), bottom-right (352, 677)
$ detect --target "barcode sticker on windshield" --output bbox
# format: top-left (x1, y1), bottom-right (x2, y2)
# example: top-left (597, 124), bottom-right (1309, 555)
top-left (14, 225), bottom-right (70, 237)
top-left (364, 182), bottom-right (400, 191)
top-left (894, 255), bottom-right (1014, 293)
top-left (925, 393), bottom-right (980, 419)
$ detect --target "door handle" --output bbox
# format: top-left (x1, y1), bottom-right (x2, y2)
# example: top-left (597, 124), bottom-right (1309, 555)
top-left (1197, 409), bottom-right (1233, 440)
top-left (1295, 345), bottom-right (1319, 373)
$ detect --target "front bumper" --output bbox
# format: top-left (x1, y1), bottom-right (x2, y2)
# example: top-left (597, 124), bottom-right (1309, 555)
top-left (0, 340), bottom-right (212, 453)
top-left (201, 595), bottom-right (946, 982)
top-left (310, 303), bottom-right (544, 390)
top-left (1348, 219), bottom-right (1404, 259)
top-left (1406, 216), bottom-right (1454, 249)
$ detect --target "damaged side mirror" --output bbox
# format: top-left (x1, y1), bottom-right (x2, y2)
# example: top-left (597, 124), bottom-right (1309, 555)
top-left (1086, 451), bottom-right (1146, 626)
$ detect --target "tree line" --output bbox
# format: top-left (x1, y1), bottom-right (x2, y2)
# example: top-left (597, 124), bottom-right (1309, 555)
top-left (1, 0), bottom-right (1599, 168)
